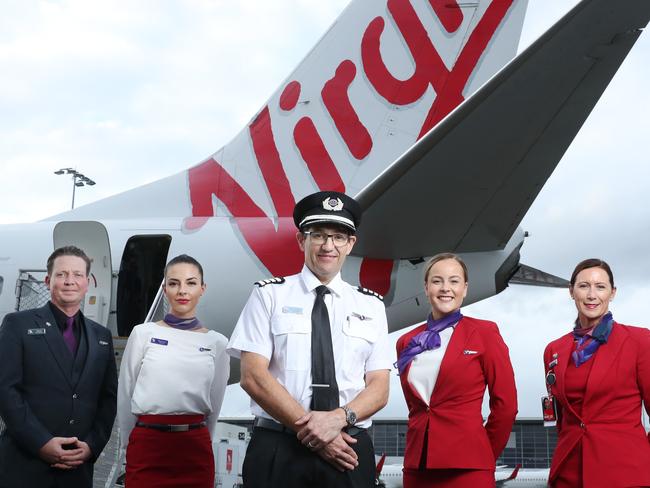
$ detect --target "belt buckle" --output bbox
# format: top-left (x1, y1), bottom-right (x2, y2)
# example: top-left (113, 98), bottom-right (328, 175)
top-left (169, 424), bottom-right (190, 432)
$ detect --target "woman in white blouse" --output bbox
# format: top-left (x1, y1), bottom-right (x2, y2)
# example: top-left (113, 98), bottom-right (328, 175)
top-left (118, 254), bottom-right (229, 488)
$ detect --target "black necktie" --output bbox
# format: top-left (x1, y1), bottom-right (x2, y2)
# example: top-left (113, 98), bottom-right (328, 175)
top-left (310, 285), bottom-right (339, 411)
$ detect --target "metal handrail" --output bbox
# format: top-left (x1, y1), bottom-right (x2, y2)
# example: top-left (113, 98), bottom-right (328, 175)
top-left (144, 279), bottom-right (165, 323)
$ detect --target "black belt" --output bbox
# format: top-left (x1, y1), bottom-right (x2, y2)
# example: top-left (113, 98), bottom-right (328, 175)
top-left (253, 416), bottom-right (295, 435)
top-left (135, 420), bottom-right (206, 432)
top-left (253, 416), bottom-right (366, 437)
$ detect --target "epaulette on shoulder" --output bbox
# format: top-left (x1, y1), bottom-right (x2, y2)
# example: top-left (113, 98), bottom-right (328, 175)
top-left (356, 286), bottom-right (383, 301)
top-left (255, 277), bottom-right (286, 287)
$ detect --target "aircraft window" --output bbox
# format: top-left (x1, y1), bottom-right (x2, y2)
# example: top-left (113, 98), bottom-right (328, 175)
top-left (0, 276), bottom-right (3, 295)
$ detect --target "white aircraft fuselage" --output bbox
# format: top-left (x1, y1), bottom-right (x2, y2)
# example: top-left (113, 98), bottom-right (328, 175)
top-left (0, 219), bottom-right (524, 337)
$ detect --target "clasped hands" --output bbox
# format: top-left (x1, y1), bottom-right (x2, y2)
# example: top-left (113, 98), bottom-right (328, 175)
top-left (295, 409), bottom-right (358, 472)
top-left (39, 437), bottom-right (91, 469)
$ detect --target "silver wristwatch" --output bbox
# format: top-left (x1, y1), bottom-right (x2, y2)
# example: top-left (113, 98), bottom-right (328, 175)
top-left (341, 405), bottom-right (357, 426)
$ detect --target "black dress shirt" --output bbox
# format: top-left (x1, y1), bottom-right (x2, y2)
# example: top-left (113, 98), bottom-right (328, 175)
top-left (48, 301), bottom-right (83, 353)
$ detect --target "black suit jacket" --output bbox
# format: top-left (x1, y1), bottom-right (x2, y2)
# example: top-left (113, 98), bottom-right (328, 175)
top-left (0, 304), bottom-right (117, 488)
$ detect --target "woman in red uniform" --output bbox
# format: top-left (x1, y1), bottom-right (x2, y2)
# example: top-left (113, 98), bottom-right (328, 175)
top-left (396, 253), bottom-right (517, 487)
top-left (544, 258), bottom-right (650, 488)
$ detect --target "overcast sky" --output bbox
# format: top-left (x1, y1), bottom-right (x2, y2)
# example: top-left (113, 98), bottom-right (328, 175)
top-left (1, 1), bottom-right (648, 419)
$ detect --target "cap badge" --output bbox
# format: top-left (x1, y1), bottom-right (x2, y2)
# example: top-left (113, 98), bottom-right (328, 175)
top-left (322, 197), bottom-right (343, 211)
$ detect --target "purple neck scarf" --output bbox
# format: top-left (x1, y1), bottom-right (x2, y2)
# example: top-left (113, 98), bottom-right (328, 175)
top-left (164, 313), bottom-right (201, 330)
top-left (572, 311), bottom-right (613, 367)
top-left (395, 309), bottom-right (462, 375)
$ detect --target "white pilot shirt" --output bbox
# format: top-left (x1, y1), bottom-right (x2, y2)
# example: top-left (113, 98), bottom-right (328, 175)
top-left (407, 325), bottom-right (456, 406)
top-left (117, 322), bottom-right (230, 452)
top-left (227, 265), bottom-right (392, 428)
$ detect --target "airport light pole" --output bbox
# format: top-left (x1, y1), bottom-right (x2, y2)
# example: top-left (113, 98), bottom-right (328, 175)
top-left (53, 168), bottom-right (96, 209)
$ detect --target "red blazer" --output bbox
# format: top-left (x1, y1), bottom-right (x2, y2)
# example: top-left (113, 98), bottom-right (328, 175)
top-left (544, 323), bottom-right (650, 487)
top-left (396, 316), bottom-right (517, 470)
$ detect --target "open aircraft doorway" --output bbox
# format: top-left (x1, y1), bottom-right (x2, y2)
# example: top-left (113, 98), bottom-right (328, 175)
top-left (116, 235), bottom-right (171, 337)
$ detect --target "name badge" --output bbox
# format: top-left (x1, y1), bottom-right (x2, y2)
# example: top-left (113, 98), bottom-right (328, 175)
top-left (151, 338), bottom-right (168, 346)
top-left (282, 306), bottom-right (303, 315)
top-left (542, 395), bottom-right (558, 426)
top-left (99, 340), bottom-right (109, 346)
top-left (463, 350), bottom-right (478, 355)
top-left (199, 347), bottom-right (211, 352)
top-left (27, 328), bottom-right (46, 335)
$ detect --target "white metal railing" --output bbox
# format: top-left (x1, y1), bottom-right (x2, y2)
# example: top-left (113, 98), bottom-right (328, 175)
top-left (144, 279), bottom-right (166, 323)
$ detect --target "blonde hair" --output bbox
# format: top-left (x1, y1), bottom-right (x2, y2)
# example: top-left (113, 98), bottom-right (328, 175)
top-left (423, 253), bottom-right (468, 283)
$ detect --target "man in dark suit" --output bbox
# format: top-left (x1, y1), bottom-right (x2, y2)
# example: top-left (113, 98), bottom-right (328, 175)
top-left (0, 245), bottom-right (118, 488)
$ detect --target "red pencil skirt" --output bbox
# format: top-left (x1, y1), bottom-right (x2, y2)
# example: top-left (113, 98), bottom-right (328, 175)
top-left (404, 468), bottom-right (495, 488)
top-left (125, 414), bottom-right (214, 488)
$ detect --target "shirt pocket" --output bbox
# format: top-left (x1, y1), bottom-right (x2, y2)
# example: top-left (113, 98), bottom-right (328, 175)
top-left (342, 315), bottom-right (378, 373)
top-left (343, 315), bottom-right (379, 343)
top-left (271, 316), bottom-right (311, 371)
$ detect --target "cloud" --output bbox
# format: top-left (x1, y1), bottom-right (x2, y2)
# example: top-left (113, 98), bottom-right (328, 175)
top-left (0, 0), bottom-right (351, 223)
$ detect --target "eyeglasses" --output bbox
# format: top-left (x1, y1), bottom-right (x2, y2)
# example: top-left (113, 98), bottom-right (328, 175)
top-left (303, 231), bottom-right (351, 246)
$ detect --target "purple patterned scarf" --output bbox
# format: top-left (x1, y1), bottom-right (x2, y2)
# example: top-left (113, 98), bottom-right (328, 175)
top-left (572, 311), bottom-right (613, 367)
top-left (395, 309), bottom-right (462, 375)
top-left (164, 313), bottom-right (201, 330)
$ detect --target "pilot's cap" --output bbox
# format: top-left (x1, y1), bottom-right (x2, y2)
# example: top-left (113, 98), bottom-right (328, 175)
top-left (293, 191), bottom-right (362, 233)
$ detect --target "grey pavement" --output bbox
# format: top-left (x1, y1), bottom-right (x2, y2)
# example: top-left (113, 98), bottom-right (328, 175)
top-left (93, 416), bottom-right (122, 487)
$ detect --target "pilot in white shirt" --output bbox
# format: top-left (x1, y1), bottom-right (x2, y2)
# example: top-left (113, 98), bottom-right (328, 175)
top-left (227, 191), bottom-right (391, 488)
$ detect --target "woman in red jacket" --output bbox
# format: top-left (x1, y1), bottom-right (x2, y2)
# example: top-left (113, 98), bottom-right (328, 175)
top-left (544, 258), bottom-right (650, 487)
top-left (396, 253), bottom-right (517, 487)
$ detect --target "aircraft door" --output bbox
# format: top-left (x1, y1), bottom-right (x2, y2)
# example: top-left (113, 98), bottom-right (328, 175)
top-left (116, 235), bottom-right (171, 337)
top-left (53, 221), bottom-right (112, 327)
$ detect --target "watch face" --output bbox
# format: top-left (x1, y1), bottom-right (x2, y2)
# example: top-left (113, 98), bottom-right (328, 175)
top-left (347, 409), bottom-right (357, 425)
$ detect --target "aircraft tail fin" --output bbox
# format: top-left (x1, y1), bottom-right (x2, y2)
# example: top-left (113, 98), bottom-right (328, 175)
top-left (52, 0), bottom-right (532, 287)
top-left (184, 0), bottom-right (530, 216)
top-left (496, 464), bottom-right (521, 486)
top-left (507, 464), bottom-right (521, 480)
top-left (60, 0), bottom-right (530, 229)
top-left (375, 452), bottom-right (387, 478)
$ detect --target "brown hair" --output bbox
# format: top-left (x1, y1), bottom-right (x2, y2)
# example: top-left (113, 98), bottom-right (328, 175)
top-left (46, 246), bottom-right (91, 276)
top-left (423, 252), bottom-right (468, 283)
top-left (165, 254), bottom-right (204, 284)
top-left (570, 258), bottom-right (615, 288)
